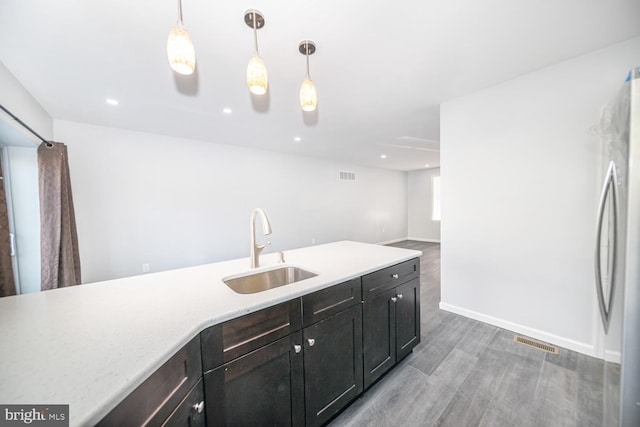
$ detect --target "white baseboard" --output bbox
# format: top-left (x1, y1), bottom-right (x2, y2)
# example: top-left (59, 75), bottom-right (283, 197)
top-left (439, 302), bottom-right (597, 358)
top-left (376, 238), bottom-right (408, 245)
top-left (376, 237), bottom-right (441, 245)
top-left (605, 349), bottom-right (622, 364)
top-left (407, 237), bottom-right (441, 243)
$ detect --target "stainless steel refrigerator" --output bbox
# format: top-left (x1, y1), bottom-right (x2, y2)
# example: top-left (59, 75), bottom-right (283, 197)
top-left (595, 66), bottom-right (640, 427)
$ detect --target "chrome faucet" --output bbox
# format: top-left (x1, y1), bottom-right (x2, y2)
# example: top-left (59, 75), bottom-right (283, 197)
top-left (250, 208), bottom-right (272, 268)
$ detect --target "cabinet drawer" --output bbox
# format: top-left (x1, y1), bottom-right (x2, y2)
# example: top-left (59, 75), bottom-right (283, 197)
top-left (201, 298), bottom-right (302, 372)
top-left (362, 258), bottom-right (419, 299)
top-left (163, 379), bottom-right (205, 427)
top-left (302, 278), bottom-right (362, 326)
top-left (98, 336), bottom-right (202, 427)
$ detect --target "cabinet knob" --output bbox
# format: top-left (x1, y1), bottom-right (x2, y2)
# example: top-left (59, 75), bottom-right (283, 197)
top-left (193, 401), bottom-right (205, 414)
top-left (391, 297), bottom-right (397, 303)
top-left (307, 338), bottom-right (316, 347)
top-left (293, 344), bottom-right (302, 353)
top-left (397, 294), bottom-right (403, 299)
top-left (392, 273), bottom-right (399, 279)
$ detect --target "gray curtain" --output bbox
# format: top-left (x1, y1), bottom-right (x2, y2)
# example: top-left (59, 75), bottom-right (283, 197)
top-left (38, 141), bottom-right (81, 290)
top-left (0, 158), bottom-right (16, 297)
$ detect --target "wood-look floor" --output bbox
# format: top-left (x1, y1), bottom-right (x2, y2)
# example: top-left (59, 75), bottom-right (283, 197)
top-left (329, 241), bottom-right (603, 427)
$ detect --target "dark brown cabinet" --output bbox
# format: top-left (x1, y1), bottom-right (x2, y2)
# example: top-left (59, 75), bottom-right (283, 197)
top-left (201, 300), bottom-right (304, 426)
top-left (302, 289), bottom-right (362, 427)
top-left (362, 259), bottom-right (420, 389)
top-left (203, 332), bottom-right (305, 427)
top-left (202, 279), bottom-right (364, 427)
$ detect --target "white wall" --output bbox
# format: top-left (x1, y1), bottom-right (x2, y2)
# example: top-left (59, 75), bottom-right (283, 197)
top-left (54, 120), bottom-right (408, 283)
top-left (0, 61), bottom-right (52, 142)
top-left (440, 36), bottom-right (640, 356)
top-left (407, 167), bottom-right (441, 242)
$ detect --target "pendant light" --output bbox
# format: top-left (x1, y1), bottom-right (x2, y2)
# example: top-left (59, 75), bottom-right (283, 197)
top-left (244, 10), bottom-right (268, 95)
top-left (167, 0), bottom-right (196, 75)
top-left (299, 41), bottom-right (317, 112)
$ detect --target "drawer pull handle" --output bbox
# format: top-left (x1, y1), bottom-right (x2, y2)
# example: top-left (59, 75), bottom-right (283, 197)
top-left (308, 338), bottom-right (316, 347)
top-left (193, 401), bottom-right (205, 414)
top-left (392, 274), bottom-right (399, 279)
top-left (397, 294), bottom-right (403, 299)
top-left (391, 297), bottom-right (397, 303)
top-left (294, 344), bottom-right (302, 353)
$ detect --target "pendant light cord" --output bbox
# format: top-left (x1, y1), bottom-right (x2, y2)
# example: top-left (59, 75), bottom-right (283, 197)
top-left (177, 0), bottom-right (183, 23)
top-left (305, 45), bottom-right (311, 79)
top-left (252, 11), bottom-right (259, 55)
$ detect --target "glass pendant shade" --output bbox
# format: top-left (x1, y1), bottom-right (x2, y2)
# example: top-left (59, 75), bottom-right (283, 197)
top-left (167, 22), bottom-right (195, 75)
top-left (300, 78), bottom-right (317, 112)
top-left (247, 55), bottom-right (268, 95)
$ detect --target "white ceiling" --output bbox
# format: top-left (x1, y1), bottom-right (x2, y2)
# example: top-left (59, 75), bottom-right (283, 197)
top-left (1, 1), bottom-right (639, 171)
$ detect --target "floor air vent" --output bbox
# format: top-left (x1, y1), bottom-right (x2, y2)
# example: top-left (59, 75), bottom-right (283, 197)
top-left (513, 335), bottom-right (559, 354)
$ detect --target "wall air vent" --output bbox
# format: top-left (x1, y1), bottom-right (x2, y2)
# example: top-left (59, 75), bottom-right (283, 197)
top-left (513, 335), bottom-right (559, 354)
top-left (339, 171), bottom-right (356, 181)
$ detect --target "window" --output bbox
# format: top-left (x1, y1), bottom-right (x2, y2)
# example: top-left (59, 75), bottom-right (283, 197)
top-left (432, 175), bottom-right (441, 221)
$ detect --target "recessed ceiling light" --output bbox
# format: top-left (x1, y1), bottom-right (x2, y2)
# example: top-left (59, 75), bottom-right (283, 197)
top-left (425, 164), bottom-right (430, 167)
top-left (380, 154), bottom-right (387, 159)
top-left (223, 108), bottom-right (232, 114)
top-left (294, 137), bottom-right (301, 142)
top-left (106, 98), bottom-right (119, 106)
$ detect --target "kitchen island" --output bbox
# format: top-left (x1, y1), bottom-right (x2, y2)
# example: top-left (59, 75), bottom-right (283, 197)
top-left (0, 241), bottom-right (421, 426)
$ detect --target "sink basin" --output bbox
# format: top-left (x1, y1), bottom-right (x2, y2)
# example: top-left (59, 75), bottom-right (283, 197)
top-left (223, 266), bottom-right (318, 294)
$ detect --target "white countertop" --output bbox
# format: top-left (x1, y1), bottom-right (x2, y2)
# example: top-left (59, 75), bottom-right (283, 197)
top-left (0, 241), bottom-right (421, 426)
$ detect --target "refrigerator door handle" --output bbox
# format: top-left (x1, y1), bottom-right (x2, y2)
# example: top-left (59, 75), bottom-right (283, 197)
top-left (9, 233), bottom-right (16, 257)
top-left (595, 160), bottom-right (618, 333)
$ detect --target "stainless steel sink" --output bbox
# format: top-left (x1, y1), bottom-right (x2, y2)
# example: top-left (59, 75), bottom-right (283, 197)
top-left (223, 266), bottom-right (317, 294)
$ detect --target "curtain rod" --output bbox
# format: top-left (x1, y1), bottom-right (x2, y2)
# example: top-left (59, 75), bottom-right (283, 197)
top-left (0, 103), bottom-right (52, 147)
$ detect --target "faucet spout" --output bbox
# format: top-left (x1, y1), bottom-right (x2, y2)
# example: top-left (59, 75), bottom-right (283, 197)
top-left (250, 208), bottom-right (272, 268)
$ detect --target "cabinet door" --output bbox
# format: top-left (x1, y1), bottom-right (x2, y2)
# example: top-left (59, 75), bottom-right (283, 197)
top-left (303, 304), bottom-right (363, 427)
top-left (204, 332), bottom-right (304, 427)
top-left (395, 278), bottom-right (421, 361)
top-left (163, 379), bottom-right (205, 427)
top-left (362, 287), bottom-right (397, 389)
